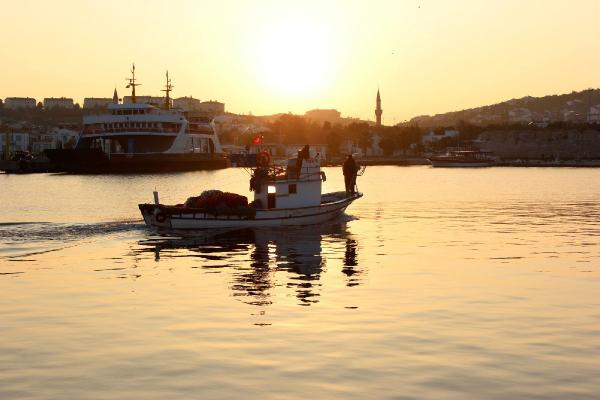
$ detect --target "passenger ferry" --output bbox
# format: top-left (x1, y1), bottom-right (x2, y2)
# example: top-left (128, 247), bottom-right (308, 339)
top-left (139, 150), bottom-right (363, 229)
top-left (428, 147), bottom-right (496, 167)
top-left (46, 67), bottom-right (227, 173)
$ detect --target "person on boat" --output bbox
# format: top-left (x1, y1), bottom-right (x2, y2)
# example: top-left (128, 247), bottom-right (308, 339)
top-left (343, 154), bottom-right (358, 195)
top-left (294, 144), bottom-right (310, 178)
top-left (298, 144), bottom-right (310, 159)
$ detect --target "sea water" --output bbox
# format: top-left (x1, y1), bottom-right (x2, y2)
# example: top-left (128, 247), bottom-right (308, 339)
top-left (1, 166), bottom-right (600, 399)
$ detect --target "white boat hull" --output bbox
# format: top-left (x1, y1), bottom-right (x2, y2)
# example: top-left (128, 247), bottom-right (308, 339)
top-left (428, 159), bottom-right (495, 168)
top-left (140, 193), bottom-right (362, 229)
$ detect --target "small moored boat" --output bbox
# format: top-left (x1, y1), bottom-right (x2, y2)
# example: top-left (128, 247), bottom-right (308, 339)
top-left (139, 152), bottom-right (363, 229)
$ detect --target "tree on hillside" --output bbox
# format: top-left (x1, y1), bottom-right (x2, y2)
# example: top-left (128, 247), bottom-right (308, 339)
top-left (270, 114), bottom-right (308, 144)
top-left (358, 132), bottom-right (371, 156)
top-left (326, 130), bottom-right (342, 156)
top-left (378, 134), bottom-right (396, 156)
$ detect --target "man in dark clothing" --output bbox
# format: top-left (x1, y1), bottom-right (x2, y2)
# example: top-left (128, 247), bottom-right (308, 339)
top-left (343, 154), bottom-right (358, 195)
top-left (298, 144), bottom-right (310, 159)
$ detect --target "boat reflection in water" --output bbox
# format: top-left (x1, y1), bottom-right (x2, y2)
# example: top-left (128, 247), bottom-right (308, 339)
top-left (137, 221), bottom-right (362, 306)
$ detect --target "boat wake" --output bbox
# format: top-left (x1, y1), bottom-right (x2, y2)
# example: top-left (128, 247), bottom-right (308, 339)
top-left (0, 220), bottom-right (145, 259)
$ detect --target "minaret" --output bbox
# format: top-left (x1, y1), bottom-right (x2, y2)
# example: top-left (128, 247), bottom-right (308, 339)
top-left (375, 89), bottom-right (382, 128)
top-left (113, 88), bottom-right (119, 104)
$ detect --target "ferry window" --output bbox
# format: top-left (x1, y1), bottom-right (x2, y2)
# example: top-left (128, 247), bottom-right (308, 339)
top-left (289, 184), bottom-right (297, 194)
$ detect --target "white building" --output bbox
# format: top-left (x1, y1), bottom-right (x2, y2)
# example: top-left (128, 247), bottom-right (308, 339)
top-left (198, 101), bottom-right (225, 115)
top-left (421, 129), bottom-right (460, 144)
top-left (30, 133), bottom-right (55, 154)
top-left (0, 132), bottom-right (31, 153)
top-left (508, 108), bottom-right (533, 124)
top-left (588, 106), bottom-right (600, 123)
top-left (4, 97), bottom-right (36, 109)
top-left (52, 128), bottom-right (79, 148)
top-left (83, 98), bottom-right (114, 109)
top-left (366, 133), bottom-right (383, 156)
top-left (44, 97), bottom-right (74, 109)
top-left (173, 96), bottom-right (202, 111)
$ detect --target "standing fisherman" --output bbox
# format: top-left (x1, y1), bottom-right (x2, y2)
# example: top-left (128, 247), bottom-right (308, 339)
top-left (343, 154), bottom-right (358, 195)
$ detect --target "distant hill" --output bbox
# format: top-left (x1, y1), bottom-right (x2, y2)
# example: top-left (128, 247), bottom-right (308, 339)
top-left (406, 88), bottom-right (600, 128)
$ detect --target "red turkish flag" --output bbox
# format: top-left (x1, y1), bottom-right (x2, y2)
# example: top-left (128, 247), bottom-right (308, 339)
top-left (252, 135), bottom-right (263, 145)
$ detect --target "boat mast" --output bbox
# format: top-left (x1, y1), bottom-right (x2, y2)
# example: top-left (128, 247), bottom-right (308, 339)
top-left (125, 63), bottom-right (141, 103)
top-left (162, 70), bottom-right (173, 110)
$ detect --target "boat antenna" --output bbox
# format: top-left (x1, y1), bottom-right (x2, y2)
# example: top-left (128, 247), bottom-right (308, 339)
top-left (125, 63), bottom-right (141, 103)
top-left (162, 70), bottom-right (173, 110)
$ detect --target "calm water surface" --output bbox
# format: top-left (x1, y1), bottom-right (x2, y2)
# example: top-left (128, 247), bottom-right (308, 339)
top-left (1, 166), bottom-right (600, 399)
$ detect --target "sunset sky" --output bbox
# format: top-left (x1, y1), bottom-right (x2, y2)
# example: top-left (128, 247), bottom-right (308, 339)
top-left (2, 0), bottom-right (600, 122)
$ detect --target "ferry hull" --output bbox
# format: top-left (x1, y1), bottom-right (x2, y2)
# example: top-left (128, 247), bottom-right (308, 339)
top-left (45, 148), bottom-right (229, 173)
top-left (428, 159), bottom-right (495, 168)
top-left (139, 193), bottom-right (362, 229)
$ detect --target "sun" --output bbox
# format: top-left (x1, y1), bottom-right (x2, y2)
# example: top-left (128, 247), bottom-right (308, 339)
top-left (255, 18), bottom-right (334, 97)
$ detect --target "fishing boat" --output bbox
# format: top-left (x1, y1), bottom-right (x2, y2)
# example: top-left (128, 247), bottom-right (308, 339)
top-left (45, 66), bottom-right (228, 173)
top-left (428, 148), bottom-right (496, 167)
top-left (139, 152), bottom-right (363, 229)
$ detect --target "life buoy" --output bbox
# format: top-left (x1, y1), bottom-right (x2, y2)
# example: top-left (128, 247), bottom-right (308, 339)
top-left (256, 151), bottom-right (271, 167)
top-left (155, 212), bottom-right (166, 223)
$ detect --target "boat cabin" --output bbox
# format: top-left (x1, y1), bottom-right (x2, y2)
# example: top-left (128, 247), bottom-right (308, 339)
top-left (251, 157), bottom-right (323, 209)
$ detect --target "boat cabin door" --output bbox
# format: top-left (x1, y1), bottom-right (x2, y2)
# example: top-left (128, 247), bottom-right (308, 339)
top-left (267, 193), bottom-right (276, 209)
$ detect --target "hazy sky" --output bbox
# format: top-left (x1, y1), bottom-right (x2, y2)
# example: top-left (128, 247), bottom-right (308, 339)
top-left (2, 0), bottom-right (600, 122)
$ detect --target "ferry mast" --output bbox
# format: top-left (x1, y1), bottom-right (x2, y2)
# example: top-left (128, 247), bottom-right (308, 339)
top-left (126, 63), bottom-right (141, 103)
top-left (161, 71), bottom-right (173, 110)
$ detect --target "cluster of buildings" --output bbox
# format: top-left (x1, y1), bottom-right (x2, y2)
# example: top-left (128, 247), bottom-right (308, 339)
top-left (3, 88), bottom-right (392, 158)
top-left (3, 93), bottom-right (225, 116)
top-left (412, 92), bottom-right (600, 128)
top-left (0, 123), bottom-right (79, 155)
top-left (3, 97), bottom-right (75, 110)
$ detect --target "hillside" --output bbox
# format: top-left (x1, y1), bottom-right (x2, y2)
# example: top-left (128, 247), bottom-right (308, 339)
top-left (407, 88), bottom-right (600, 128)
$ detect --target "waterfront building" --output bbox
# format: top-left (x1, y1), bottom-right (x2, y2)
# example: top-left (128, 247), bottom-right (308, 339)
top-left (84, 98), bottom-right (112, 109)
top-left (83, 98), bottom-right (114, 109)
top-left (173, 96), bottom-right (202, 112)
top-left (198, 100), bottom-right (225, 116)
top-left (52, 128), bottom-right (79, 149)
top-left (0, 132), bottom-right (31, 153)
top-left (375, 89), bottom-right (382, 128)
top-left (44, 97), bottom-right (74, 109)
top-left (4, 97), bottom-right (36, 109)
top-left (421, 129), bottom-right (460, 144)
top-left (30, 133), bottom-right (55, 154)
